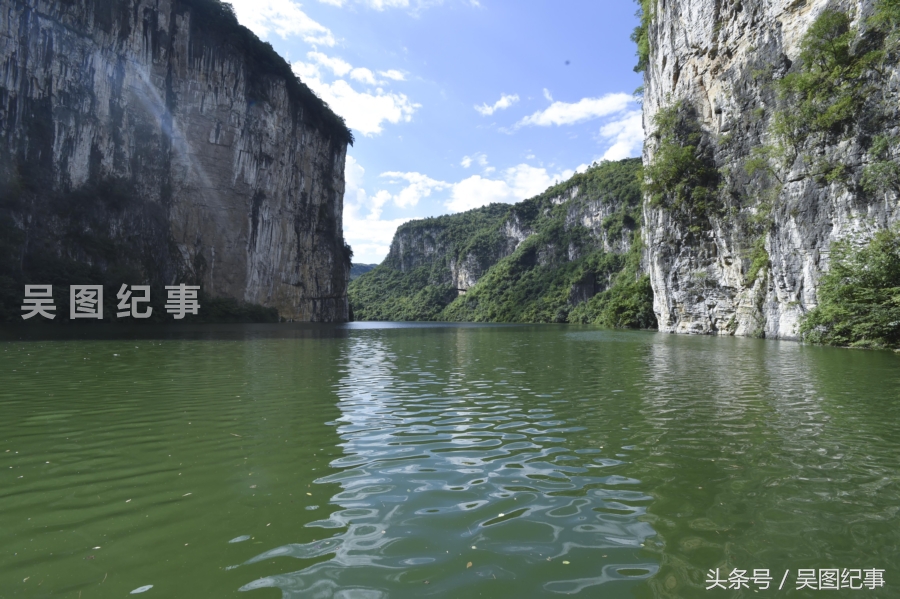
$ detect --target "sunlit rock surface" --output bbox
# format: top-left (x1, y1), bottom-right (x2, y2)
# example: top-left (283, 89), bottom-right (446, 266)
top-left (642, 0), bottom-right (900, 338)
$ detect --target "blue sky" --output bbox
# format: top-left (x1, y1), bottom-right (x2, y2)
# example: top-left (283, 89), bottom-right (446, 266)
top-left (225, 0), bottom-right (644, 263)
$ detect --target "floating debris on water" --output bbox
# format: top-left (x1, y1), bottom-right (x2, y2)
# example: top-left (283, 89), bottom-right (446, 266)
top-left (130, 585), bottom-right (153, 594)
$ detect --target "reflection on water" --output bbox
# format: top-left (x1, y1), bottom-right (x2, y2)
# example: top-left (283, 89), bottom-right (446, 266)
top-left (0, 323), bottom-right (897, 598)
top-left (239, 333), bottom-right (658, 597)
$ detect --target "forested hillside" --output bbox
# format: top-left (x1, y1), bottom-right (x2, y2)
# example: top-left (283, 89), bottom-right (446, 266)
top-left (350, 158), bottom-right (656, 328)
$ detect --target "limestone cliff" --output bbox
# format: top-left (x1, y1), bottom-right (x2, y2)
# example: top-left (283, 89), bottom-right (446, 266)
top-left (641, 0), bottom-right (900, 338)
top-left (350, 158), bottom-right (653, 326)
top-left (0, 0), bottom-right (352, 321)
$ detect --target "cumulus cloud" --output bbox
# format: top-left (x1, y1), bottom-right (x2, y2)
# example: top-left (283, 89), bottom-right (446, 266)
top-left (446, 163), bottom-right (574, 212)
top-left (368, 0), bottom-right (411, 9)
top-left (379, 69), bottom-right (407, 81)
top-left (380, 172), bottom-right (451, 208)
top-left (292, 53), bottom-right (420, 136)
top-left (307, 51), bottom-right (353, 76)
top-left (224, 0), bottom-right (335, 45)
top-left (474, 93), bottom-right (519, 116)
top-left (350, 67), bottom-right (378, 85)
top-left (460, 153), bottom-right (488, 168)
top-left (344, 202), bottom-right (411, 263)
top-left (517, 92), bottom-right (634, 128)
top-left (342, 156), bottom-right (416, 262)
top-left (597, 110), bottom-right (644, 161)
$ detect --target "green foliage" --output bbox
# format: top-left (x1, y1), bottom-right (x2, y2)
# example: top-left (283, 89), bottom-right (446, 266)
top-left (567, 240), bottom-right (656, 329)
top-left (643, 102), bottom-right (720, 226)
top-left (774, 10), bottom-right (864, 148)
top-left (870, 0), bottom-right (900, 33)
top-left (344, 203), bottom-right (514, 320)
top-left (349, 159), bottom-right (655, 329)
top-left (630, 0), bottom-right (654, 73)
top-left (800, 228), bottom-right (900, 349)
top-left (771, 4), bottom-right (899, 155)
top-left (744, 144), bottom-right (788, 189)
top-left (746, 236), bottom-right (769, 285)
top-left (861, 135), bottom-right (900, 194)
top-left (350, 263), bottom-right (377, 280)
top-left (348, 263), bottom-right (457, 321)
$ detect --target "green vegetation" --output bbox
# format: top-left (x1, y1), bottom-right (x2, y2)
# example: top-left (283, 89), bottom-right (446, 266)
top-left (768, 2), bottom-right (899, 161)
top-left (746, 236), bottom-right (770, 285)
top-left (800, 228), bottom-right (900, 349)
top-left (350, 264), bottom-right (377, 280)
top-left (862, 134), bottom-right (900, 194)
top-left (642, 102), bottom-right (720, 231)
top-left (566, 241), bottom-right (656, 329)
top-left (349, 159), bottom-right (656, 328)
top-left (630, 0), bottom-right (654, 72)
top-left (350, 204), bottom-right (511, 321)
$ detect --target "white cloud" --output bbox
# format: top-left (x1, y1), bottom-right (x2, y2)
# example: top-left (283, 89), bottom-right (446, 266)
top-left (474, 93), bottom-right (519, 116)
top-left (448, 176), bottom-right (511, 212)
top-left (350, 67), bottom-right (378, 85)
top-left (292, 58), bottom-right (420, 136)
top-left (517, 92), bottom-right (634, 128)
top-left (598, 110), bottom-right (644, 160)
top-left (342, 156), bottom-right (415, 262)
top-left (543, 88), bottom-right (553, 102)
top-left (368, 0), bottom-right (411, 9)
top-left (316, 0), bottom-right (472, 14)
top-left (446, 163), bottom-right (574, 212)
top-left (378, 69), bottom-right (407, 81)
top-left (344, 202), bottom-right (412, 263)
top-left (344, 154), bottom-right (367, 202)
top-left (307, 51), bottom-right (352, 76)
top-left (224, 0), bottom-right (335, 45)
top-left (380, 172), bottom-right (451, 208)
top-left (291, 60), bottom-right (321, 81)
top-left (460, 153), bottom-right (488, 168)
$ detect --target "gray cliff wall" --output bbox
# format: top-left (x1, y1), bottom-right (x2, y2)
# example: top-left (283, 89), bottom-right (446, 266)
top-left (642, 0), bottom-right (900, 338)
top-left (0, 0), bottom-right (351, 321)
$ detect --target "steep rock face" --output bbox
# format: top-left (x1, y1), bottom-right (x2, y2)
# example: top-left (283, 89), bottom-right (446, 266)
top-left (349, 159), bottom-right (649, 324)
top-left (382, 203), bottom-right (515, 295)
top-left (642, 0), bottom-right (900, 338)
top-left (382, 177), bottom-right (640, 297)
top-left (0, 0), bottom-right (351, 321)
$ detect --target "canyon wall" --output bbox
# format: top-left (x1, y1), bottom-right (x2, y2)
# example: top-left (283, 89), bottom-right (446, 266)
top-left (0, 0), bottom-right (352, 321)
top-left (642, 0), bottom-right (900, 338)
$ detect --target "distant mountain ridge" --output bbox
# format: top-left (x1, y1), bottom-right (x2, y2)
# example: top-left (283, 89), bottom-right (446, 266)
top-left (349, 158), bottom-right (656, 327)
top-left (350, 264), bottom-right (377, 280)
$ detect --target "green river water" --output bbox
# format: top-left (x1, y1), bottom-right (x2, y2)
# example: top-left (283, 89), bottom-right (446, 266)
top-left (0, 323), bottom-right (898, 598)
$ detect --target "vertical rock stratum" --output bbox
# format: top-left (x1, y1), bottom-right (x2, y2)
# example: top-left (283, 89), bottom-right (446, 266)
top-left (0, 0), bottom-right (352, 321)
top-left (641, 0), bottom-right (900, 338)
